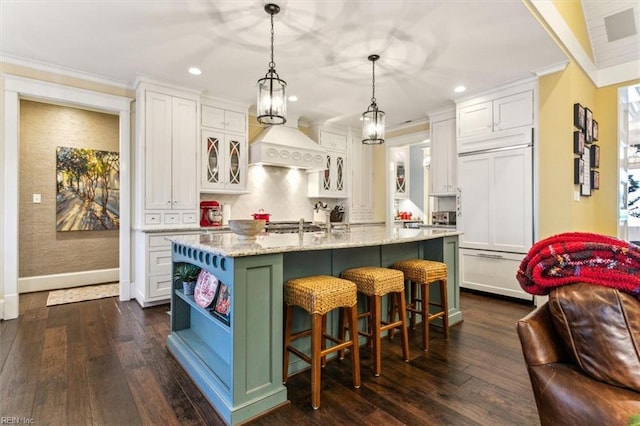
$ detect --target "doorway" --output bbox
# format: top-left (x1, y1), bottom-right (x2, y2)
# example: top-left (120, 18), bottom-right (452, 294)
top-left (618, 83), bottom-right (640, 243)
top-left (1, 76), bottom-right (132, 320)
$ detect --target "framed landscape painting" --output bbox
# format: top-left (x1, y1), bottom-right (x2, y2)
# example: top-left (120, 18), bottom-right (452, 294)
top-left (56, 146), bottom-right (120, 231)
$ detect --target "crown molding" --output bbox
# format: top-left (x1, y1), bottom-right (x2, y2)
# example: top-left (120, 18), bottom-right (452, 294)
top-left (1, 53), bottom-right (132, 89)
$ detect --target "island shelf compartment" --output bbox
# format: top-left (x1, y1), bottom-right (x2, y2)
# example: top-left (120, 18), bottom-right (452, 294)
top-left (168, 243), bottom-right (287, 425)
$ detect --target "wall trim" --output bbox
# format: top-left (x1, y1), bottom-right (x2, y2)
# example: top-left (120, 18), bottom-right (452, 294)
top-left (18, 269), bottom-right (120, 293)
top-left (2, 54), bottom-right (132, 90)
top-left (1, 74), bottom-right (132, 320)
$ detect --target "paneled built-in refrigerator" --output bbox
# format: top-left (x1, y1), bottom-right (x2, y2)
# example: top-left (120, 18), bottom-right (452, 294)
top-left (457, 142), bottom-right (534, 300)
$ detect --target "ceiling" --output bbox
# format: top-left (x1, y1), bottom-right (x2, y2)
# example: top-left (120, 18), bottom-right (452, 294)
top-left (0, 1), bottom-right (636, 129)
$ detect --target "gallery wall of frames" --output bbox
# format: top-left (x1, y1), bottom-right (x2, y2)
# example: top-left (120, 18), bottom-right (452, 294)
top-left (573, 103), bottom-right (600, 197)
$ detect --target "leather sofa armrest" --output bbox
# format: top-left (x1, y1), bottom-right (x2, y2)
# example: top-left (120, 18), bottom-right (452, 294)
top-left (516, 303), bottom-right (568, 366)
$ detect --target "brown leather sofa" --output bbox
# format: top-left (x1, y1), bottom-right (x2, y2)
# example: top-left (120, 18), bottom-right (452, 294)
top-left (516, 283), bottom-right (640, 426)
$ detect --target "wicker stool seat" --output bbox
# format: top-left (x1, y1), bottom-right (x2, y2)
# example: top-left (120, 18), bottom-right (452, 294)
top-left (390, 259), bottom-right (449, 351)
top-left (340, 267), bottom-right (409, 377)
top-left (283, 275), bottom-right (360, 409)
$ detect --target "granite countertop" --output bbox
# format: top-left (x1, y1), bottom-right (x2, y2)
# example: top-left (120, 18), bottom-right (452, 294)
top-left (168, 226), bottom-right (461, 258)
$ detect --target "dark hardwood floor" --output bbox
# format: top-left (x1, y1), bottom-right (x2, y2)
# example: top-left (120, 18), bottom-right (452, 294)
top-left (0, 290), bottom-right (540, 425)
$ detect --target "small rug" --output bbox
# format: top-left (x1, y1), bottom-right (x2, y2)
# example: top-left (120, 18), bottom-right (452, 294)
top-left (46, 283), bottom-right (119, 306)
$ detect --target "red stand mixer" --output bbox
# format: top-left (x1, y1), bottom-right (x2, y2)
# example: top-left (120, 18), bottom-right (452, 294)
top-left (200, 201), bottom-right (223, 227)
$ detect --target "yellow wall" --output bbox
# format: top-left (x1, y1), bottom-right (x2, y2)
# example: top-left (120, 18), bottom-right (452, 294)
top-left (551, 0), bottom-right (594, 61)
top-left (538, 62), bottom-right (638, 238)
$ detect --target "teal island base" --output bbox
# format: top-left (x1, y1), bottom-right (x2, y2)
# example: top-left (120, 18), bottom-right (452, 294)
top-left (167, 229), bottom-right (461, 424)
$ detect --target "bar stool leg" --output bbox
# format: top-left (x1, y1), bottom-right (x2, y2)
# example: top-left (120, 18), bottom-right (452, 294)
top-left (397, 290), bottom-right (410, 361)
top-left (441, 278), bottom-right (450, 340)
top-left (283, 305), bottom-right (293, 383)
top-left (346, 304), bottom-right (361, 388)
top-left (321, 315), bottom-right (328, 367)
top-left (338, 307), bottom-right (346, 360)
top-left (409, 281), bottom-right (418, 330)
top-left (421, 283), bottom-right (430, 351)
top-left (311, 313), bottom-right (322, 409)
top-left (371, 295), bottom-right (382, 377)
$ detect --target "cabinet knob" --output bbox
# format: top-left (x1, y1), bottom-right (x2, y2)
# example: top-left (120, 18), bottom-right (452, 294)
top-left (167, 201), bottom-right (171, 205)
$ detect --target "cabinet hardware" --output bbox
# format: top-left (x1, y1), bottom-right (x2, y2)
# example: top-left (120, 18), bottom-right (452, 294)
top-left (477, 253), bottom-right (504, 259)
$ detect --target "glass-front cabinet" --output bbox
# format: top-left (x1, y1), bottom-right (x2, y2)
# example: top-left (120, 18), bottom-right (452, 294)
top-left (309, 151), bottom-right (347, 198)
top-left (201, 130), bottom-right (247, 192)
top-left (394, 147), bottom-right (409, 198)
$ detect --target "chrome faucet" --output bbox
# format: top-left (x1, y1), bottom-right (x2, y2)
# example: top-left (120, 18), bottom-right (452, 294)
top-left (299, 217), bottom-right (305, 234)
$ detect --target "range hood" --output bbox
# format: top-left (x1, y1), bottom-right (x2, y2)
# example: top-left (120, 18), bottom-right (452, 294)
top-left (249, 119), bottom-right (326, 171)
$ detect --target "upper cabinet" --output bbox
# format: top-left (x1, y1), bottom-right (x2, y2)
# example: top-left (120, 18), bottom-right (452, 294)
top-left (201, 130), bottom-right (246, 192)
top-left (349, 133), bottom-right (374, 222)
top-left (135, 82), bottom-right (199, 229)
top-left (308, 124), bottom-right (349, 198)
top-left (457, 81), bottom-right (534, 153)
top-left (200, 99), bottom-right (249, 193)
top-left (429, 109), bottom-right (457, 196)
top-left (394, 146), bottom-right (410, 199)
top-left (308, 151), bottom-right (348, 198)
top-left (202, 104), bottom-right (246, 134)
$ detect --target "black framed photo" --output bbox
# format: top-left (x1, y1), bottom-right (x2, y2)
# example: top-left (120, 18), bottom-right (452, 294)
top-left (573, 130), bottom-right (585, 154)
top-left (585, 107), bottom-right (593, 142)
top-left (210, 283), bottom-right (231, 325)
top-left (592, 119), bottom-right (599, 141)
top-left (591, 170), bottom-right (600, 190)
top-left (590, 144), bottom-right (600, 168)
top-left (574, 157), bottom-right (584, 185)
top-left (573, 103), bottom-right (585, 130)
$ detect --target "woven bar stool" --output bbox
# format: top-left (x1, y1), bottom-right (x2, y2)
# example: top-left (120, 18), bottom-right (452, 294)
top-left (283, 275), bottom-right (360, 409)
top-left (390, 259), bottom-right (449, 351)
top-left (339, 267), bottom-right (409, 377)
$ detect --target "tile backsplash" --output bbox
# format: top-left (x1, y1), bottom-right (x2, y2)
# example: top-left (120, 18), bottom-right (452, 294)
top-left (201, 165), bottom-right (338, 223)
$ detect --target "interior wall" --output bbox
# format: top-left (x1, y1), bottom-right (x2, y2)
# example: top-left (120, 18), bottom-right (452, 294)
top-left (19, 100), bottom-right (119, 278)
top-left (551, 0), bottom-right (594, 61)
top-left (538, 61), bottom-right (639, 238)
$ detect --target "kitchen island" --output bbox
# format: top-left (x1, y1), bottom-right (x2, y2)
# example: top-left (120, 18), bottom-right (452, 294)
top-left (167, 227), bottom-right (461, 425)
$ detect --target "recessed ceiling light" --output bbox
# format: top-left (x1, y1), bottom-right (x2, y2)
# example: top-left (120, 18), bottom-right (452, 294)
top-left (454, 85), bottom-right (466, 93)
top-left (288, 95), bottom-right (298, 102)
top-left (189, 67), bottom-right (202, 75)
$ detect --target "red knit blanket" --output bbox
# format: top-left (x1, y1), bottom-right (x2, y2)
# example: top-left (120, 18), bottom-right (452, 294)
top-left (516, 232), bottom-right (640, 299)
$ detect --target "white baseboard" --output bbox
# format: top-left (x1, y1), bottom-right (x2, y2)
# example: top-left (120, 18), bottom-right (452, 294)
top-left (1, 293), bottom-right (19, 320)
top-left (18, 268), bottom-right (119, 293)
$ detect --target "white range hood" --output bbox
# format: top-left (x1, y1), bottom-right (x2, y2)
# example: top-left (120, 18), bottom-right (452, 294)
top-left (249, 118), bottom-right (326, 171)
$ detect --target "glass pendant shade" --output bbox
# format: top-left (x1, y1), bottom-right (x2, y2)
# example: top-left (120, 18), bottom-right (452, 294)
top-left (362, 104), bottom-right (385, 144)
top-left (362, 54), bottom-right (385, 144)
top-left (256, 3), bottom-right (287, 126)
top-left (257, 71), bottom-right (287, 125)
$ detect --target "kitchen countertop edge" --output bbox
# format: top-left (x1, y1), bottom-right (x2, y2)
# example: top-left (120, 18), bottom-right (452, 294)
top-left (168, 227), bottom-right (462, 258)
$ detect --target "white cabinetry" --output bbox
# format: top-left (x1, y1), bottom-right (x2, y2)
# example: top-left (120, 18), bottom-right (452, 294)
top-left (459, 249), bottom-right (530, 300)
top-left (202, 104), bottom-right (246, 133)
top-left (134, 231), bottom-right (201, 306)
top-left (429, 110), bottom-right (457, 196)
top-left (457, 85), bottom-right (533, 153)
top-left (456, 78), bottom-right (536, 301)
top-left (393, 146), bottom-right (410, 199)
top-left (308, 125), bottom-right (348, 198)
top-left (349, 133), bottom-right (374, 222)
top-left (200, 100), bottom-right (249, 193)
top-left (135, 83), bottom-right (199, 228)
top-left (457, 146), bottom-right (533, 253)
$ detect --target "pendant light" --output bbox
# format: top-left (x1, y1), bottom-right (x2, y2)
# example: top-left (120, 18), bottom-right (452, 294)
top-left (362, 54), bottom-right (385, 144)
top-left (257, 3), bottom-right (287, 125)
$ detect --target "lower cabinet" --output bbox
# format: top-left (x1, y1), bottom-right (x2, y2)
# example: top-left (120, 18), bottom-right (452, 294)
top-left (459, 248), bottom-right (532, 301)
top-left (134, 230), bottom-right (202, 307)
top-left (168, 246), bottom-right (287, 425)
